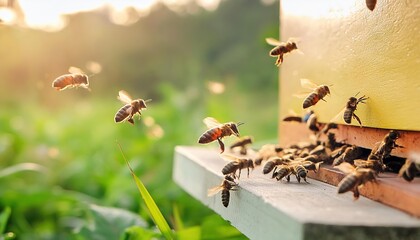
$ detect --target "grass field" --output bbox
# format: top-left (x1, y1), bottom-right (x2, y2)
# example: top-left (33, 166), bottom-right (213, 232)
top-left (0, 82), bottom-right (277, 239)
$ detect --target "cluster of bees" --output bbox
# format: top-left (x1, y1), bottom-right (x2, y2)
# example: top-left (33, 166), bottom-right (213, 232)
top-left (51, 67), bottom-right (150, 125)
top-left (200, 114), bottom-right (417, 207)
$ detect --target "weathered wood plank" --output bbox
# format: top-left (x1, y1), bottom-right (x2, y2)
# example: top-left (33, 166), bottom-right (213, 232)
top-left (173, 146), bottom-right (420, 240)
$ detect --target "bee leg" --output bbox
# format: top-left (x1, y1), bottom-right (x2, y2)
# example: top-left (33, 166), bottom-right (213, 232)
top-left (238, 169), bottom-right (241, 180)
top-left (217, 138), bottom-right (225, 153)
top-left (303, 177), bottom-right (309, 183)
top-left (353, 114), bottom-right (363, 126)
top-left (286, 174), bottom-right (291, 182)
top-left (296, 174), bottom-right (301, 183)
top-left (353, 187), bottom-right (360, 200)
top-left (275, 54), bottom-right (283, 66)
top-left (272, 169), bottom-right (278, 179)
top-left (128, 118), bottom-right (135, 125)
top-left (247, 167), bottom-right (250, 178)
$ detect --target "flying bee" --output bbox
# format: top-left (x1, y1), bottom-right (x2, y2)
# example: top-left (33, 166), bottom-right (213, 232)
top-left (114, 90), bottom-right (151, 125)
top-left (198, 117), bottom-right (242, 153)
top-left (297, 79), bottom-right (331, 109)
top-left (321, 122), bottom-right (338, 134)
top-left (399, 152), bottom-right (420, 182)
top-left (335, 162), bottom-right (377, 200)
top-left (221, 154), bottom-right (254, 179)
top-left (52, 66), bottom-right (90, 91)
top-left (265, 38), bottom-right (299, 66)
top-left (208, 175), bottom-right (238, 208)
top-left (343, 94), bottom-right (368, 125)
top-left (368, 130), bottom-right (403, 163)
top-left (366, 0), bottom-right (377, 11)
top-left (229, 136), bottom-right (253, 155)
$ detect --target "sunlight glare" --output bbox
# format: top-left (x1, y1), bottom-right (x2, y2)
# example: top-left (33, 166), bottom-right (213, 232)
top-left (281, 0), bottom-right (357, 19)
top-left (18, 0), bottom-right (157, 31)
top-left (0, 7), bottom-right (16, 24)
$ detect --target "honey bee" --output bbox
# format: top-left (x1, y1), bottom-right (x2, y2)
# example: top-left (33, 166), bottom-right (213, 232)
top-left (343, 94), bottom-right (368, 125)
top-left (298, 79), bottom-right (331, 109)
top-left (399, 152), bottom-right (420, 182)
top-left (335, 162), bottom-right (377, 200)
top-left (307, 113), bottom-right (320, 133)
top-left (229, 136), bottom-right (253, 155)
top-left (265, 38), bottom-right (299, 66)
top-left (253, 144), bottom-right (284, 166)
top-left (263, 157), bottom-right (292, 175)
top-left (321, 122), bottom-right (338, 134)
top-left (114, 90), bottom-right (151, 125)
top-left (354, 159), bottom-right (386, 174)
top-left (52, 67), bottom-right (90, 91)
top-left (198, 117), bottom-right (242, 153)
top-left (272, 163), bottom-right (310, 183)
top-left (207, 175), bottom-right (238, 208)
top-left (332, 145), bottom-right (364, 166)
top-left (368, 130), bottom-right (403, 162)
top-left (221, 154), bottom-right (254, 179)
top-left (366, 0), bottom-right (377, 11)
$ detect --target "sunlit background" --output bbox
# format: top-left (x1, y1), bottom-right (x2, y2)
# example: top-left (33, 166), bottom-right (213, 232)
top-left (0, 0), bottom-right (278, 239)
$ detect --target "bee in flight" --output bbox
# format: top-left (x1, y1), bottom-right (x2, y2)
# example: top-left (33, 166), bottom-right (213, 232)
top-left (331, 93), bottom-right (368, 126)
top-left (198, 117), bottom-right (242, 153)
top-left (221, 154), bottom-right (254, 179)
top-left (52, 66), bottom-right (90, 91)
top-left (335, 162), bottom-right (377, 200)
top-left (265, 38), bottom-right (299, 66)
top-left (114, 90), bottom-right (151, 125)
top-left (366, 0), bottom-right (377, 11)
top-left (343, 94), bottom-right (368, 125)
top-left (207, 175), bottom-right (238, 208)
top-left (296, 79), bottom-right (331, 109)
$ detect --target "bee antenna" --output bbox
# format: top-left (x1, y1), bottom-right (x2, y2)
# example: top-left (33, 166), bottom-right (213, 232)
top-left (355, 91), bottom-right (360, 97)
top-left (144, 99), bottom-right (152, 103)
top-left (237, 122), bottom-right (245, 127)
top-left (88, 73), bottom-right (95, 78)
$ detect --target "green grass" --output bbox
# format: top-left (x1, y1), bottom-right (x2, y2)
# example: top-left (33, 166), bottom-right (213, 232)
top-left (0, 82), bottom-right (277, 239)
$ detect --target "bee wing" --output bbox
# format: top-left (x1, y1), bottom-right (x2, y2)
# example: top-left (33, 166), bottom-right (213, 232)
top-left (353, 159), bottom-right (368, 167)
top-left (265, 37), bottom-right (282, 46)
top-left (207, 185), bottom-right (223, 197)
top-left (68, 66), bottom-right (84, 74)
top-left (293, 92), bottom-right (311, 99)
top-left (330, 107), bottom-right (346, 123)
top-left (334, 162), bottom-right (355, 174)
top-left (118, 90), bottom-right (133, 104)
top-left (221, 154), bottom-right (240, 162)
top-left (300, 78), bottom-right (318, 90)
top-left (203, 117), bottom-right (222, 129)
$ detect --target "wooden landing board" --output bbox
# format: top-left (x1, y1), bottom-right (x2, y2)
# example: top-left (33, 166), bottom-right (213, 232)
top-left (173, 146), bottom-right (420, 240)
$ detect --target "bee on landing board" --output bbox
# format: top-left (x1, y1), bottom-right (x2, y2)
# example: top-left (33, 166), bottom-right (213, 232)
top-left (52, 67), bottom-right (90, 91)
top-left (207, 175), bottom-right (238, 208)
top-left (114, 90), bottom-right (151, 125)
top-left (296, 79), bottom-right (331, 109)
top-left (198, 117), bottom-right (242, 153)
top-left (265, 38), bottom-right (299, 66)
top-left (221, 154), bottom-right (254, 179)
top-left (335, 162), bottom-right (377, 200)
top-left (399, 152), bottom-right (420, 182)
top-left (368, 130), bottom-right (403, 163)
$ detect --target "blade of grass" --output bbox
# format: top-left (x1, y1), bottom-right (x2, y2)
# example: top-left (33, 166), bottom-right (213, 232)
top-left (0, 207), bottom-right (11, 234)
top-left (117, 142), bottom-right (173, 240)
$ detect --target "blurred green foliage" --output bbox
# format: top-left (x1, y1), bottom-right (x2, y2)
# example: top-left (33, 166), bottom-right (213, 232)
top-left (0, 0), bottom-right (279, 239)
